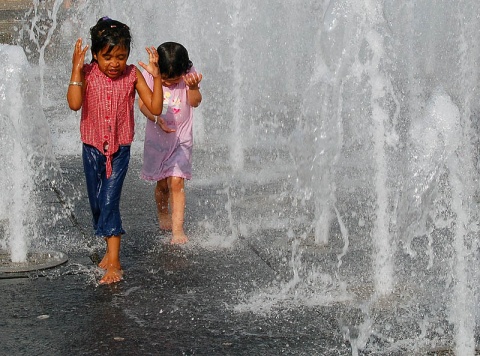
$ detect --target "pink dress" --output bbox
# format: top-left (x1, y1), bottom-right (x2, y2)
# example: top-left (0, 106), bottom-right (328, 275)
top-left (141, 69), bottom-right (195, 181)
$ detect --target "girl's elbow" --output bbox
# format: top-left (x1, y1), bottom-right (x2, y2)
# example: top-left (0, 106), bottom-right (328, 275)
top-left (67, 95), bottom-right (82, 111)
top-left (68, 102), bottom-right (82, 111)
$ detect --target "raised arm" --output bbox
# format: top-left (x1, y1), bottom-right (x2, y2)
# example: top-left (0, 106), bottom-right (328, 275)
top-left (67, 38), bottom-right (88, 111)
top-left (183, 72), bottom-right (203, 107)
top-left (136, 46), bottom-right (163, 115)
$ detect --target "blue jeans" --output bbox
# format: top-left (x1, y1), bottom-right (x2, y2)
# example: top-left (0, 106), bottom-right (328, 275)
top-left (82, 144), bottom-right (130, 237)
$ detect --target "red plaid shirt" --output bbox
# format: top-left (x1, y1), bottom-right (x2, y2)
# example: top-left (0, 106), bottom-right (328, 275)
top-left (81, 63), bottom-right (137, 178)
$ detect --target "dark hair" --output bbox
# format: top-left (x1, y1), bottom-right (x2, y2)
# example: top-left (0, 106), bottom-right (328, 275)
top-left (157, 42), bottom-right (193, 79)
top-left (90, 17), bottom-right (131, 62)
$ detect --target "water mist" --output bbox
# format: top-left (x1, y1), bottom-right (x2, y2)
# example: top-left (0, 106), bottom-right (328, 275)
top-left (4, 0), bottom-right (480, 354)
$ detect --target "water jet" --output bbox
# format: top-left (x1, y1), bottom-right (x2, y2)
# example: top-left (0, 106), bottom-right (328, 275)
top-left (2, 0), bottom-right (480, 354)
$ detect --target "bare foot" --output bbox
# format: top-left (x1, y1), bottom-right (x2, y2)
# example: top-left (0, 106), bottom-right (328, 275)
top-left (98, 237), bottom-right (109, 269)
top-left (98, 253), bottom-right (108, 269)
top-left (171, 231), bottom-right (188, 245)
top-left (99, 264), bottom-right (123, 285)
top-left (158, 213), bottom-right (173, 230)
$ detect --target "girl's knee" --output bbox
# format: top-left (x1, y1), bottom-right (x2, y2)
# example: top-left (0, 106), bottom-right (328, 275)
top-left (168, 177), bottom-right (184, 193)
top-left (156, 179), bottom-right (169, 194)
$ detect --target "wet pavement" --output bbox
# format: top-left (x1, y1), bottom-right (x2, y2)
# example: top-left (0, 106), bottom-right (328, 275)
top-left (0, 155), bottom-right (353, 356)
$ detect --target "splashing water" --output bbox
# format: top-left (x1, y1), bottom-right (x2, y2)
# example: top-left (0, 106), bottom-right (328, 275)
top-left (3, 0), bottom-right (480, 354)
top-left (0, 44), bottom-right (55, 262)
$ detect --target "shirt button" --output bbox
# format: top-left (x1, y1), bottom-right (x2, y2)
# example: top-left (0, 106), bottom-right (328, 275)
top-left (104, 135), bottom-right (109, 140)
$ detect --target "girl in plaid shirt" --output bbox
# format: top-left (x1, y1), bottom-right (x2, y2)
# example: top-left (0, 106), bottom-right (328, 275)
top-left (67, 17), bottom-right (163, 285)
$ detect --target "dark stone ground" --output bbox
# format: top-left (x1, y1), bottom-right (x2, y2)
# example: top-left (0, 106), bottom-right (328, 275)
top-left (1, 154), bottom-right (476, 356)
top-left (0, 156), bottom-right (354, 356)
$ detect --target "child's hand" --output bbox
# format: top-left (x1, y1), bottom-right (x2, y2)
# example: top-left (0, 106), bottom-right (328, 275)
top-left (155, 116), bottom-right (176, 133)
top-left (183, 72), bottom-right (202, 89)
top-left (138, 47), bottom-right (160, 77)
top-left (72, 38), bottom-right (88, 71)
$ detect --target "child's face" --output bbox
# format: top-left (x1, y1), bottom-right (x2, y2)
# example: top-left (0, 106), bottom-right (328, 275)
top-left (93, 45), bottom-right (129, 79)
top-left (161, 75), bottom-right (183, 87)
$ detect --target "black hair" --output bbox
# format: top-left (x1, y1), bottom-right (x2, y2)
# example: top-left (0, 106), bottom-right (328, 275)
top-left (90, 17), bottom-right (131, 62)
top-left (157, 42), bottom-right (193, 79)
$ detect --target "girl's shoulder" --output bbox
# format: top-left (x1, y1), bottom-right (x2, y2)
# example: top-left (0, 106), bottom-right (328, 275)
top-left (126, 64), bottom-right (136, 73)
top-left (126, 64), bottom-right (137, 80)
top-left (83, 62), bottom-right (96, 76)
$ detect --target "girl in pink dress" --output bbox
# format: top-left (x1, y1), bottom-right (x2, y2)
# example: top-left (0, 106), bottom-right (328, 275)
top-left (138, 42), bottom-right (202, 244)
